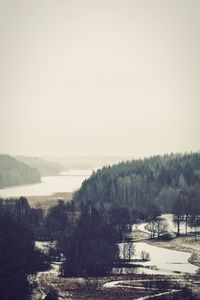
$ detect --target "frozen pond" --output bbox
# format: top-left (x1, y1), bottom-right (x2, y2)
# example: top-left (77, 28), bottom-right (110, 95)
top-left (0, 169), bottom-right (92, 197)
top-left (116, 242), bottom-right (199, 275)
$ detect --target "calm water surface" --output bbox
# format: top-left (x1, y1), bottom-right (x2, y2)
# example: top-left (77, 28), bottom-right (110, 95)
top-left (0, 169), bottom-right (93, 198)
top-left (116, 241), bottom-right (198, 275)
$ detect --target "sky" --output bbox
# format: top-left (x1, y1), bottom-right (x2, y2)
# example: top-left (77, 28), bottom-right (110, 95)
top-left (0, 0), bottom-right (199, 157)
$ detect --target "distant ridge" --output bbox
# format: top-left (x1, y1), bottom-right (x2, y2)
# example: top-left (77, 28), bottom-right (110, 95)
top-left (16, 156), bottom-right (66, 176)
top-left (42, 155), bottom-right (139, 170)
top-left (0, 154), bottom-right (40, 189)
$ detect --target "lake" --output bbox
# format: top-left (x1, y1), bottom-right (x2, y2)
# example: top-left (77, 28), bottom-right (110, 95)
top-left (0, 169), bottom-right (93, 198)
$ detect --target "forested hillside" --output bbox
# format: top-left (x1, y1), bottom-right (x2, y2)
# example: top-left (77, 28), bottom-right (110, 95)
top-left (74, 153), bottom-right (200, 217)
top-left (0, 155), bottom-right (40, 189)
top-left (17, 156), bottom-right (65, 176)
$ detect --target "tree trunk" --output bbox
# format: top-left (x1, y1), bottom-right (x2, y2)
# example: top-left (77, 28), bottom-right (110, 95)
top-left (177, 218), bottom-right (180, 236)
top-left (185, 214), bottom-right (188, 235)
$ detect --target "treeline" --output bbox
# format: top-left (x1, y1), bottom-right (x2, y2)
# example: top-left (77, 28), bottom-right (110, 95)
top-left (0, 154), bottom-right (40, 189)
top-left (74, 153), bottom-right (200, 218)
top-left (44, 200), bottom-right (131, 276)
top-left (172, 188), bottom-right (200, 238)
top-left (0, 197), bottom-right (130, 281)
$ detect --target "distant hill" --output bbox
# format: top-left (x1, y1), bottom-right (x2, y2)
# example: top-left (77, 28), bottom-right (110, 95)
top-left (16, 156), bottom-right (66, 176)
top-left (0, 154), bottom-right (40, 189)
top-left (42, 155), bottom-right (138, 170)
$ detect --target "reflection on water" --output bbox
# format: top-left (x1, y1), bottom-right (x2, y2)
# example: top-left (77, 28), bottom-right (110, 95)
top-left (116, 242), bottom-right (199, 275)
top-left (0, 169), bottom-right (92, 197)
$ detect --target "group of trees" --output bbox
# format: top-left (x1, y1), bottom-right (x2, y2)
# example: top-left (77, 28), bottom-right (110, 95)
top-left (147, 216), bottom-right (168, 239)
top-left (61, 203), bottom-right (120, 276)
top-left (35, 200), bottom-right (132, 276)
top-left (74, 153), bottom-right (200, 220)
top-left (0, 154), bottom-right (40, 188)
top-left (172, 188), bottom-right (200, 238)
top-left (0, 196), bottom-right (130, 279)
top-left (0, 197), bottom-right (78, 242)
top-left (0, 213), bottom-right (35, 299)
top-left (140, 186), bottom-right (200, 240)
top-left (45, 200), bottom-right (77, 240)
top-left (0, 197), bottom-right (47, 238)
top-left (0, 198), bottom-right (49, 299)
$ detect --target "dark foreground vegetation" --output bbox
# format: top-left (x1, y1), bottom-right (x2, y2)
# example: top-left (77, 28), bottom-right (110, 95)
top-left (0, 196), bottom-right (131, 299)
top-left (0, 154), bottom-right (40, 188)
top-left (0, 197), bottom-right (49, 299)
top-left (0, 193), bottom-right (199, 298)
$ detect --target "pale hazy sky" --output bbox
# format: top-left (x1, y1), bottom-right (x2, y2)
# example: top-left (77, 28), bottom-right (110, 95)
top-left (0, 0), bottom-right (199, 157)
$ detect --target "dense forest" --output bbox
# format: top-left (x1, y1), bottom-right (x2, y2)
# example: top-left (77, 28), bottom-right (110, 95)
top-left (74, 153), bottom-right (200, 218)
top-left (0, 197), bottom-right (126, 298)
top-left (0, 155), bottom-right (40, 189)
top-left (16, 156), bottom-right (66, 176)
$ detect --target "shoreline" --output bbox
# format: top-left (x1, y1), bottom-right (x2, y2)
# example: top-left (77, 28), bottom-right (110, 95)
top-left (143, 236), bottom-right (200, 268)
